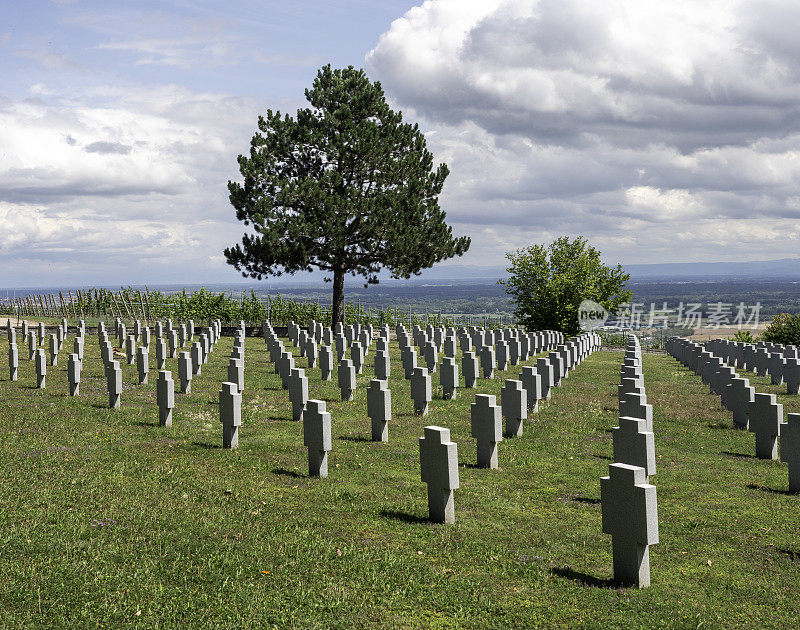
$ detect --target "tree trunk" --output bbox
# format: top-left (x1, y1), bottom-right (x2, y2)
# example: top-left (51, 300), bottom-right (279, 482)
top-left (331, 268), bottom-right (345, 326)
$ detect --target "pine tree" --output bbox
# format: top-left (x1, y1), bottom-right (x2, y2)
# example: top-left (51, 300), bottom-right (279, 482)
top-left (225, 65), bottom-right (471, 324)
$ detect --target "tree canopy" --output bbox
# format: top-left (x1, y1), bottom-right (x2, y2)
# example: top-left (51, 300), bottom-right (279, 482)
top-left (499, 236), bottom-right (631, 335)
top-left (225, 65), bottom-right (470, 323)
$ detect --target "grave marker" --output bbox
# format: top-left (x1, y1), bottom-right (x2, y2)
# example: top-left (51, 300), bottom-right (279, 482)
top-left (600, 463), bottom-right (659, 588)
top-left (367, 379), bottom-right (391, 442)
top-left (157, 370), bottom-right (175, 427)
top-left (289, 368), bottom-right (309, 421)
top-left (338, 359), bottom-right (356, 401)
top-left (501, 379), bottom-right (527, 437)
top-left (780, 413), bottom-right (800, 492)
top-left (304, 400), bottom-right (332, 477)
top-left (471, 394), bottom-right (502, 469)
top-left (419, 426), bottom-right (459, 523)
top-left (35, 348), bottom-right (46, 388)
top-left (748, 393), bottom-right (782, 459)
top-left (219, 382), bottom-right (241, 449)
top-left (411, 367), bottom-right (432, 416)
top-left (137, 347), bottom-right (149, 384)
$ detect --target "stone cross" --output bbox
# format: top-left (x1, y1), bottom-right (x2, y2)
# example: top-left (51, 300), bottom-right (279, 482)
top-left (178, 351), bottom-right (192, 393)
top-left (125, 335), bottom-right (136, 365)
top-left (335, 334), bottom-right (346, 362)
top-left (137, 347), bottom-right (149, 384)
top-left (374, 350), bottom-right (390, 381)
top-left (304, 400), bottom-right (332, 477)
top-left (768, 353), bottom-right (785, 385)
top-left (411, 366), bottom-right (432, 416)
top-left (419, 426), bottom-right (459, 523)
top-left (199, 333), bottom-right (209, 364)
top-left (424, 341), bottom-right (438, 373)
top-left (462, 351), bottom-right (478, 388)
top-left (440, 356), bottom-right (458, 399)
top-left (367, 379), bottom-right (391, 442)
top-left (190, 342), bottom-right (202, 376)
top-left (508, 339), bottom-right (520, 366)
top-left (480, 345), bottom-right (495, 379)
top-left (278, 352), bottom-right (295, 389)
top-left (157, 370), bottom-right (175, 427)
top-left (401, 346), bottom-right (417, 380)
top-left (785, 359), bottom-right (800, 395)
top-left (338, 359), bottom-right (356, 401)
top-left (727, 377), bottom-right (754, 429)
top-left (289, 367), bottom-right (309, 421)
top-left (67, 353), bottom-right (81, 396)
top-left (748, 392), bottom-right (782, 459)
top-left (8, 343), bottom-right (18, 382)
top-left (613, 417), bottom-right (656, 480)
top-left (219, 382), bottom-right (241, 449)
top-left (27, 331), bottom-right (37, 360)
top-left (471, 394), bottom-right (502, 469)
top-left (495, 341), bottom-right (508, 371)
top-left (600, 463), bottom-right (659, 588)
top-left (157, 339), bottom-right (167, 371)
top-left (35, 348), bottom-right (46, 388)
top-left (443, 336), bottom-right (456, 358)
top-left (228, 357), bottom-right (244, 392)
top-left (49, 334), bottom-right (58, 366)
top-left (74, 336), bottom-right (84, 361)
top-left (351, 341), bottom-right (365, 375)
top-left (106, 360), bottom-right (121, 409)
top-left (169, 330), bottom-right (179, 358)
top-left (519, 366), bottom-right (541, 412)
top-left (536, 358), bottom-right (553, 400)
top-left (38, 321), bottom-right (45, 342)
top-left (319, 345), bottom-right (333, 381)
top-left (780, 413), bottom-right (800, 492)
top-left (306, 338), bottom-right (318, 368)
top-left (618, 393), bottom-right (653, 433)
top-left (501, 379), bottom-right (527, 437)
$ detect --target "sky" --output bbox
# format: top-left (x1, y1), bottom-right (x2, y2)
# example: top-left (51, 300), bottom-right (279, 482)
top-left (2, 0), bottom-right (800, 288)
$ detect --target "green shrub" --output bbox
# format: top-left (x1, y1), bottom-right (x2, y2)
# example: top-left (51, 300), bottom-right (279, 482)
top-left (761, 313), bottom-right (800, 345)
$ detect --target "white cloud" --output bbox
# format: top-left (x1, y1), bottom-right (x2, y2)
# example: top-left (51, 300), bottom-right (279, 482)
top-left (0, 83), bottom-right (263, 284)
top-left (367, 0), bottom-right (800, 263)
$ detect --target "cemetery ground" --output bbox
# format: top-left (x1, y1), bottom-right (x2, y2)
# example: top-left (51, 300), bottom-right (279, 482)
top-left (2, 335), bottom-right (800, 628)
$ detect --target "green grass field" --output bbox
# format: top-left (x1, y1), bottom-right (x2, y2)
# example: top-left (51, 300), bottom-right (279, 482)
top-left (1, 331), bottom-right (800, 628)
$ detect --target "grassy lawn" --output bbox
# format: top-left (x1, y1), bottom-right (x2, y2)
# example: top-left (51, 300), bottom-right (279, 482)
top-left (1, 332), bottom-right (800, 628)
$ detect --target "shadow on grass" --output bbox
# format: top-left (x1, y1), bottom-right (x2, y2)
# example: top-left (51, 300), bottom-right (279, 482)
top-left (706, 421), bottom-right (730, 430)
top-left (572, 496), bottom-right (601, 505)
top-left (591, 454), bottom-right (612, 461)
top-left (459, 462), bottom-right (486, 469)
top-left (380, 509), bottom-right (429, 524)
top-left (191, 441), bottom-right (222, 450)
top-left (549, 566), bottom-right (617, 589)
top-left (722, 450), bottom-right (756, 459)
top-left (272, 467), bottom-right (305, 479)
top-left (746, 483), bottom-right (797, 496)
top-left (773, 547), bottom-right (800, 561)
top-left (267, 415), bottom-right (293, 423)
top-left (339, 435), bottom-right (370, 443)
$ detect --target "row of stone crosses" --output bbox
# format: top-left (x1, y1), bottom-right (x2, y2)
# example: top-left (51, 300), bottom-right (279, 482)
top-left (602, 334), bottom-right (659, 588)
top-left (3, 316), bottom-right (669, 588)
top-left (258, 321), bottom-right (601, 516)
top-left (667, 337), bottom-right (800, 492)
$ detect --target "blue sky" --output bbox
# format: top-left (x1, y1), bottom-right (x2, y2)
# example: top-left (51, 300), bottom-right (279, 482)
top-left (2, 0), bottom-right (800, 289)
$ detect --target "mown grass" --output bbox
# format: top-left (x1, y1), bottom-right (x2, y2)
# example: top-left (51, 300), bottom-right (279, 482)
top-left (1, 332), bottom-right (800, 628)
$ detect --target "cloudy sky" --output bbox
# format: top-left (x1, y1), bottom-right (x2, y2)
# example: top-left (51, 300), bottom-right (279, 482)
top-left (2, 0), bottom-right (799, 288)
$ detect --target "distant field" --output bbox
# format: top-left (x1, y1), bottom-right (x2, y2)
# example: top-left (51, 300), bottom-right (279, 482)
top-left (2, 334), bottom-right (800, 627)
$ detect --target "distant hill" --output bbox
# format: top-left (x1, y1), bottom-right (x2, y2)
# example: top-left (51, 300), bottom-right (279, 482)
top-left (623, 258), bottom-right (800, 280)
